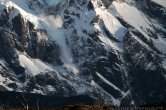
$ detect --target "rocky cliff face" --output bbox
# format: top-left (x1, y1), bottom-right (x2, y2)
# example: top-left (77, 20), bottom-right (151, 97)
top-left (0, 0), bottom-right (166, 106)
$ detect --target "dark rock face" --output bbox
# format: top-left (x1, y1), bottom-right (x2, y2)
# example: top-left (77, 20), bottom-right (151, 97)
top-left (102, 0), bottom-right (114, 8)
top-left (0, 7), bottom-right (61, 71)
top-left (123, 32), bottom-right (166, 105)
top-left (0, 6), bottom-right (63, 92)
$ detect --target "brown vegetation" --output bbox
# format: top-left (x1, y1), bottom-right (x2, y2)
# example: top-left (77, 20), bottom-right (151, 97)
top-left (0, 104), bottom-right (114, 110)
top-left (0, 103), bottom-right (166, 110)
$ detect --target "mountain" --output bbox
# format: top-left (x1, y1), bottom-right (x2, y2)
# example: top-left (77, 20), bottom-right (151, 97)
top-left (0, 0), bottom-right (166, 106)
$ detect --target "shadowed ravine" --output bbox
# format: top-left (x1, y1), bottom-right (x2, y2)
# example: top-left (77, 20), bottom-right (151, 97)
top-left (0, 92), bottom-right (165, 109)
top-left (0, 91), bottom-right (94, 109)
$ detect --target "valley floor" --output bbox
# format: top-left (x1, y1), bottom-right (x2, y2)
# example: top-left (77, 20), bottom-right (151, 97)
top-left (0, 104), bottom-right (166, 110)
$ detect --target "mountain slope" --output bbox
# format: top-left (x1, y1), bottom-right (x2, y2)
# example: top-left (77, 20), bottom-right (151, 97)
top-left (0, 0), bottom-right (166, 106)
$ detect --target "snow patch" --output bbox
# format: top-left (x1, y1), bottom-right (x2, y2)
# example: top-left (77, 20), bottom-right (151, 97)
top-left (47, 85), bottom-right (56, 92)
top-left (77, 84), bottom-right (88, 94)
top-left (0, 74), bottom-right (14, 91)
top-left (0, 59), bottom-right (6, 67)
top-left (163, 60), bottom-right (166, 69)
top-left (19, 54), bottom-right (53, 76)
top-left (144, 62), bottom-right (157, 71)
top-left (5, 0), bottom-right (41, 28)
top-left (0, 1), bottom-right (5, 11)
top-left (90, 80), bottom-right (96, 86)
top-left (19, 54), bottom-right (40, 75)
top-left (32, 89), bottom-right (43, 94)
top-left (92, 2), bottom-right (126, 51)
top-left (46, 15), bottom-right (63, 29)
top-left (153, 35), bottom-right (166, 54)
top-left (8, 8), bottom-right (20, 21)
top-left (95, 8), bottom-right (126, 41)
top-left (45, 0), bottom-right (62, 6)
top-left (152, 0), bottom-right (166, 7)
top-left (112, 1), bottom-right (154, 40)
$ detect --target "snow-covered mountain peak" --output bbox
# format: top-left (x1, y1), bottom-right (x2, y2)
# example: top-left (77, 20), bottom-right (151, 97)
top-left (0, 0), bottom-right (166, 106)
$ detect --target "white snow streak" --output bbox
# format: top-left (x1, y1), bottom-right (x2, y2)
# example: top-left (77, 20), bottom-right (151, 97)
top-left (96, 72), bottom-right (125, 96)
top-left (152, 0), bottom-right (166, 7)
